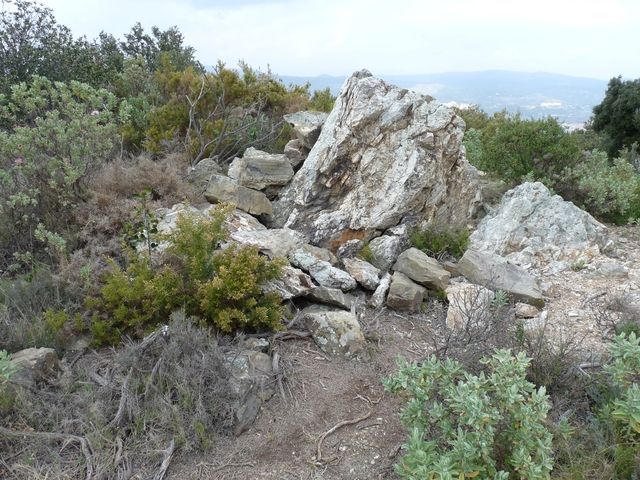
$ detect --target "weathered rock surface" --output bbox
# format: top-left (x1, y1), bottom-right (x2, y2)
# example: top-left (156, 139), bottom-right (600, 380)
top-left (289, 249), bottom-right (357, 291)
top-left (186, 157), bottom-right (224, 191)
top-left (283, 139), bottom-right (308, 168)
top-left (343, 257), bottom-right (381, 290)
top-left (369, 272), bottom-right (392, 308)
top-left (393, 247), bottom-right (450, 290)
top-left (445, 283), bottom-right (494, 330)
top-left (368, 235), bottom-right (409, 272)
top-left (228, 147), bottom-right (294, 190)
top-left (306, 286), bottom-right (356, 310)
top-left (283, 111), bottom-right (329, 149)
top-left (470, 182), bottom-right (610, 269)
top-left (273, 70), bottom-right (482, 248)
top-left (457, 249), bottom-right (544, 306)
top-left (226, 350), bottom-right (275, 435)
top-left (297, 243), bottom-right (339, 265)
top-left (386, 272), bottom-right (426, 312)
top-left (205, 174), bottom-right (273, 216)
top-left (9, 347), bottom-right (61, 387)
top-left (515, 302), bottom-right (540, 319)
top-left (263, 265), bottom-right (314, 300)
top-left (301, 306), bottom-right (365, 357)
top-left (230, 228), bottom-right (306, 259)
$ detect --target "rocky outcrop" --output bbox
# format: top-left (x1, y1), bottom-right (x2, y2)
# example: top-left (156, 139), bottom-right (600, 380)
top-left (263, 265), bottom-right (314, 300)
top-left (307, 286), bottom-right (356, 310)
top-left (230, 228), bottom-right (306, 259)
top-left (386, 272), bottom-right (426, 312)
top-left (393, 247), bottom-right (450, 291)
top-left (457, 249), bottom-right (544, 306)
top-left (9, 347), bottom-right (61, 387)
top-left (205, 174), bottom-right (273, 216)
top-left (228, 147), bottom-right (294, 190)
top-left (343, 257), bottom-right (381, 290)
top-left (368, 235), bottom-right (409, 272)
top-left (226, 350), bottom-right (276, 435)
top-left (289, 249), bottom-right (357, 291)
top-left (273, 70), bottom-right (482, 248)
top-left (301, 306), bottom-right (365, 357)
top-left (283, 111), bottom-right (329, 149)
top-left (470, 182), bottom-right (610, 269)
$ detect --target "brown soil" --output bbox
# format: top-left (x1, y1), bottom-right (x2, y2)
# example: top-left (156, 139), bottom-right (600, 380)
top-left (169, 308), bottom-right (437, 480)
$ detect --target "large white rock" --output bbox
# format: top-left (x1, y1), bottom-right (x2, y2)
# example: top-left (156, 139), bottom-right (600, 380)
top-left (272, 70), bottom-right (482, 248)
top-left (471, 182), bottom-right (610, 269)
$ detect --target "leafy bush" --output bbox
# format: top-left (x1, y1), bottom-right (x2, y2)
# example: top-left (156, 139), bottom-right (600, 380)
top-left (86, 207), bottom-right (284, 344)
top-left (384, 350), bottom-right (554, 479)
top-left (410, 225), bottom-right (469, 260)
top-left (0, 76), bottom-right (118, 271)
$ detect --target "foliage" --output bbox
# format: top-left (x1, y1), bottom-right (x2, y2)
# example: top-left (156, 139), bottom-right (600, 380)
top-left (384, 350), bottom-right (553, 479)
top-left (410, 224), bottom-right (469, 260)
top-left (0, 350), bottom-right (16, 382)
top-left (0, 75), bottom-right (118, 271)
top-left (87, 208), bottom-right (284, 344)
top-left (308, 87), bottom-right (335, 112)
top-left (593, 76), bottom-right (640, 157)
top-left (605, 332), bottom-right (640, 439)
top-left (561, 149), bottom-right (640, 223)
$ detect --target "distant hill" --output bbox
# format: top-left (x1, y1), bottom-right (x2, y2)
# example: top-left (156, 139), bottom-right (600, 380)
top-left (279, 70), bottom-right (608, 125)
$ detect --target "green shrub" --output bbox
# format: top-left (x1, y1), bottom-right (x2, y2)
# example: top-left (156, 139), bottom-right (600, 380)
top-left (0, 75), bottom-right (118, 270)
top-left (87, 207), bottom-right (284, 344)
top-left (410, 225), bottom-right (469, 260)
top-left (384, 350), bottom-right (553, 479)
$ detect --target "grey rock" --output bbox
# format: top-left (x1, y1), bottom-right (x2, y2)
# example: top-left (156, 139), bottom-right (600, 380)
top-left (515, 302), bottom-right (540, 319)
top-left (393, 247), bottom-right (450, 291)
top-left (306, 286), bottom-right (356, 310)
top-left (263, 265), bottom-right (314, 300)
top-left (226, 350), bottom-right (275, 435)
top-left (228, 147), bottom-right (294, 190)
top-left (337, 239), bottom-right (366, 259)
top-left (186, 157), bottom-right (223, 191)
top-left (369, 272), bottom-right (392, 308)
top-left (289, 249), bottom-right (357, 291)
top-left (445, 283), bottom-right (494, 330)
top-left (283, 138), bottom-right (308, 168)
top-left (594, 261), bottom-right (629, 279)
top-left (273, 71), bottom-right (482, 248)
top-left (368, 235), bottom-right (408, 272)
top-left (283, 111), bottom-right (329, 149)
top-left (470, 182), bottom-right (610, 269)
top-left (343, 257), bottom-right (381, 290)
top-left (301, 306), bottom-right (365, 357)
top-left (230, 228), bottom-right (306, 259)
top-left (298, 243), bottom-right (339, 265)
top-left (9, 347), bottom-right (61, 387)
top-left (204, 174), bottom-right (273, 216)
top-left (457, 249), bottom-right (544, 307)
top-left (386, 272), bottom-right (427, 312)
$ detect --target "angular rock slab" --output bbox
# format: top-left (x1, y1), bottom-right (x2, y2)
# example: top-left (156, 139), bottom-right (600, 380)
top-left (393, 247), bottom-right (450, 291)
top-left (9, 347), bottom-right (61, 387)
top-left (273, 70), bottom-right (482, 248)
top-left (205, 174), bottom-right (273, 216)
top-left (445, 283), bottom-right (494, 330)
top-left (369, 272), bottom-right (392, 308)
top-left (470, 182), bottom-right (610, 269)
top-left (228, 147), bottom-right (294, 190)
top-left (343, 257), bottom-right (381, 291)
top-left (283, 111), bottom-right (329, 149)
top-left (301, 306), bottom-right (365, 357)
top-left (289, 249), bottom-right (357, 291)
top-left (230, 228), bottom-right (306, 260)
top-left (386, 272), bottom-right (427, 312)
top-left (457, 249), bottom-right (544, 307)
top-left (263, 265), bottom-right (314, 300)
top-left (225, 350), bottom-right (275, 435)
top-left (368, 235), bottom-right (409, 272)
top-left (306, 286), bottom-right (356, 310)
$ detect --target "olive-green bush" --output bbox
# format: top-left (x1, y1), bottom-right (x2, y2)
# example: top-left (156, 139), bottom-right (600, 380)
top-left (410, 225), bottom-right (470, 260)
top-left (384, 350), bottom-right (553, 479)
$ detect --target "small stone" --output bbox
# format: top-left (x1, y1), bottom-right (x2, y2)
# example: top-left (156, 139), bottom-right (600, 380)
top-left (386, 272), bottom-right (426, 312)
top-left (343, 257), bottom-right (381, 290)
top-left (205, 174), bottom-right (273, 216)
top-left (306, 286), bottom-right (356, 310)
top-left (514, 302), bottom-right (540, 319)
top-left (301, 306), bottom-right (365, 357)
top-left (9, 347), bottom-right (61, 387)
top-left (393, 247), bottom-right (450, 291)
top-left (445, 283), bottom-right (494, 330)
top-left (369, 272), bottom-right (392, 308)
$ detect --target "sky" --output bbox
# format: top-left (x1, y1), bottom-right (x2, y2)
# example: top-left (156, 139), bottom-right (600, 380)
top-left (36, 0), bottom-right (640, 80)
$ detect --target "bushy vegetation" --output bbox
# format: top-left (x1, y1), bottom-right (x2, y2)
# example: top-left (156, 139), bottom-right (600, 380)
top-left (458, 104), bottom-right (640, 224)
top-left (410, 224), bottom-right (470, 260)
top-left (385, 350), bottom-right (554, 479)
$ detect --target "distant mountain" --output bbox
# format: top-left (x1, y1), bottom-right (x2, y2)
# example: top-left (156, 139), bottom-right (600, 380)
top-left (278, 70), bottom-right (608, 125)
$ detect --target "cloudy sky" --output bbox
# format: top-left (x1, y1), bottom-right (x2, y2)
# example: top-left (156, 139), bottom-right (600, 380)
top-left (38, 0), bottom-right (640, 80)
